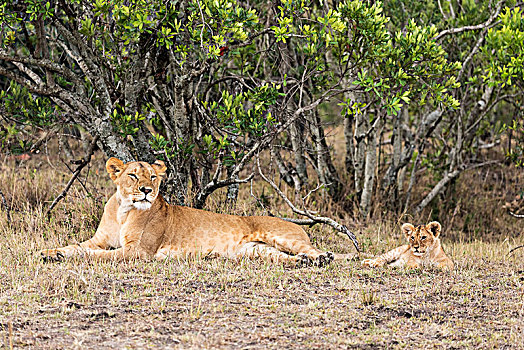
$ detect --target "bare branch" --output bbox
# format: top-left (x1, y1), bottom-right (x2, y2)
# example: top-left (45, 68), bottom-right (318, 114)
top-left (0, 48), bottom-right (81, 85)
top-left (435, 1), bottom-right (503, 41)
top-left (415, 160), bottom-right (501, 213)
top-left (457, 28), bottom-right (488, 81)
top-left (303, 183), bottom-right (329, 202)
top-left (355, 114), bottom-right (382, 143)
top-left (0, 66), bottom-right (58, 96)
top-left (465, 92), bottom-right (524, 136)
top-left (194, 173), bottom-right (254, 209)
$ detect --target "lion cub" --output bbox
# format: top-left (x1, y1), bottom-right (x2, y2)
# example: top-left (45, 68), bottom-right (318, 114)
top-left (361, 221), bottom-right (454, 270)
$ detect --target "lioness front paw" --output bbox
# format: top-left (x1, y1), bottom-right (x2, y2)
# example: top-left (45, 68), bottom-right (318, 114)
top-left (40, 249), bottom-right (65, 263)
top-left (361, 258), bottom-right (382, 268)
top-left (314, 252), bottom-right (334, 267)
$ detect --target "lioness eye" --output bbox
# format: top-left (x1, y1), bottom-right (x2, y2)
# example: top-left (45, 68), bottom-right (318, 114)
top-left (151, 175), bottom-right (157, 181)
top-left (421, 236), bottom-right (427, 240)
top-left (411, 236), bottom-right (414, 240)
top-left (128, 174), bottom-right (138, 180)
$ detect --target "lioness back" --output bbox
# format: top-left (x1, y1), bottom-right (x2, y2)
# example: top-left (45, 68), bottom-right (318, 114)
top-left (159, 204), bottom-right (311, 257)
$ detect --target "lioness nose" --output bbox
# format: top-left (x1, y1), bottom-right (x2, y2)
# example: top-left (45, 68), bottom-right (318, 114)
top-left (139, 186), bottom-right (152, 194)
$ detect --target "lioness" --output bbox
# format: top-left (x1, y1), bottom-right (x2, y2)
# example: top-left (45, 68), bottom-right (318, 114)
top-left (361, 221), bottom-right (454, 270)
top-left (40, 158), bottom-right (355, 266)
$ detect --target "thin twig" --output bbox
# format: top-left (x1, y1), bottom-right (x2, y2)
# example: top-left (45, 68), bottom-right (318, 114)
top-left (508, 245), bottom-right (524, 255)
top-left (508, 211), bottom-right (524, 219)
top-left (303, 183), bottom-right (330, 202)
top-left (250, 178), bottom-right (275, 217)
top-left (46, 135), bottom-right (99, 216)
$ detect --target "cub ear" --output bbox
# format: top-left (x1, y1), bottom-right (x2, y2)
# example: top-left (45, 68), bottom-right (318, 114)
top-left (427, 221), bottom-right (442, 237)
top-left (106, 157), bottom-right (125, 181)
top-left (401, 223), bottom-right (415, 237)
top-left (151, 159), bottom-right (167, 179)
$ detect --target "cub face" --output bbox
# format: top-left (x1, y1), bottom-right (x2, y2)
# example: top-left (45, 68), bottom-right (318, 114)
top-left (401, 221), bottom-right (441, 256)
top-left (106, 158), bottom-right (167, 210)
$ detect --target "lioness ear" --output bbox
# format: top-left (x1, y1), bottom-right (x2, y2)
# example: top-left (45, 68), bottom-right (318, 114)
top-left (151, 160), bottom-right (167, 179)
top-left (106, 157), bottom-right (125, 181)
top-left (427, 221), bottom-right (442, 238)
top-left (401, 223), bottom-right (415, 237)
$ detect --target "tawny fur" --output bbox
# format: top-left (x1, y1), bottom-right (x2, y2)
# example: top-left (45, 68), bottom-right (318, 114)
top-left (361, 222), bottom-right (454, 271)
top-left (40, 158), bottom-right (355, 266)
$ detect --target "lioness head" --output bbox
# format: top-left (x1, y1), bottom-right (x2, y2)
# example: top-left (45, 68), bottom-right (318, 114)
top-left (106, 157), bottom-right (167, 210)
top-left (401, 221), bottom-right (441, 256)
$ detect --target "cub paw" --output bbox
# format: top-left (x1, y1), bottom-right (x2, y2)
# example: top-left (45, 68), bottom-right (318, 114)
top-left (40, 249), bottom-right (64, 263)
top-left (296, 253), bottom-right (313, 267)
top-left (315, 252), bottom-right (334, 267)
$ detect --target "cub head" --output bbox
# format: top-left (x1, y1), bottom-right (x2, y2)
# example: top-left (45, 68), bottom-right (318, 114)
top-left (401, 221), bottom-right (442, 256)
top-left (106, 157), bottom-right (167, 210)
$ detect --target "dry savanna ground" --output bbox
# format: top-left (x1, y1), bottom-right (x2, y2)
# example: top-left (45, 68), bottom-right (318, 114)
top-left (0, 154), bottom-right (523, 349)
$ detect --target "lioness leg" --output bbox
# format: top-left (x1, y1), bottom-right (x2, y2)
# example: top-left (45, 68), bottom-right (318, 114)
top-left (85, 247), bottom-right (151, 261)
top-left (40, 237), bottom-right (108, 262)
top-left (237, 242), bottom-right (302, 265)
top-left (257, 231), bottom-right (334, 267)
top-left (154, 243), bottom-right (304, 266)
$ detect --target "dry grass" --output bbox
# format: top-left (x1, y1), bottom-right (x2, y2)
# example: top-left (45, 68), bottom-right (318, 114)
top-left (0, 155), bottom-right (523, 349)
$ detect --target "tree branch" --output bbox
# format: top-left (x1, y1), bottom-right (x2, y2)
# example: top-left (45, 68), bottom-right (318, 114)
top-left (415, 160), bottom-right (501, 213)
top-left (434, 1), bottom-right (503, 41)
top-left (194, 172), bottom-right (254, 209)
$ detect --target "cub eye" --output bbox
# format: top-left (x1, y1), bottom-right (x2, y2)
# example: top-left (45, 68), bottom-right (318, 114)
top-left (410, 236), bottom-right (414, 241)
top-left (421, 236), bottom-right (427, 240)
top-left (128, 174), bottom-right (138, 180)
top-left (151, 175), bottom-right (157, 181)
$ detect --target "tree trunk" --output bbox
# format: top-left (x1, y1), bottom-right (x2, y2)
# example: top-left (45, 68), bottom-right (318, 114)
top-left (353, 113), bottom-right (368, 195)
top-left (162, 81), bottom-right (193, 205)
top-left (289, 120), bottom-right (308, 186)
top-left (344, 115), bottom-right (354, 175)
top-left (278, 39), bottom-right (307, 188)
top-left (308, 110), bottom-right (341, 199)
top-left (360, 118), bottom-right (380, 218)
top-left (381, 108), bottom-right (403, 204)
